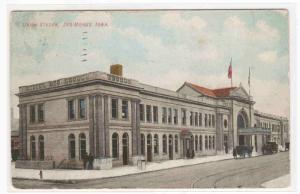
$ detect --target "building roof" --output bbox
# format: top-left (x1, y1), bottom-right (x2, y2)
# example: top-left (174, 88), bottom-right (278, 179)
top-left (185, 82), bottom-right (236, 98)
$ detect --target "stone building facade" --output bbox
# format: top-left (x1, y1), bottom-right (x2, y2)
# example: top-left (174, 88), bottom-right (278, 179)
top-left (17, 66), bottom-right (290, 168)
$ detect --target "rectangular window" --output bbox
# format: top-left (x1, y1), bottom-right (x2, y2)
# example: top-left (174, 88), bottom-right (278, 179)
top-left (111, 98), bottom-right (118, 119)
top-left (212, 115), bottom-right (215, 127)
top-left (30, 105), bottom-right (35, 123)
top-left (78, 98), bottom-right (86, 119)
top-left (182, 109), bottom-right (186, 125)
top-left (140, 104), bottom-right (145, 121)
top-left (205, 114), bottom-right (207, 127)
top-left (190, 111), bottom-right (194, 126)
top-left (162, 107), bottom-right (167, 123)
top-left (174, 109), bottom-right (178, 125)
top-left (146, 105), bottom-right (152, 122)
top-left (195, 112), bottom-right (198, 126)
top-left (38, 104), bottom-right (44, 122)
top-left (121, 100), bottom-right (128, 119)
top-left (68, 100), bottom-right (75, 120)
top-left (209, 114), bottom-right (211, 127)
top-left (199, 113), bottom-right (202, 126)
top-left (153, 106), bottom-right (158, 123)
top-left (168, 108), bottom-right (172, 124)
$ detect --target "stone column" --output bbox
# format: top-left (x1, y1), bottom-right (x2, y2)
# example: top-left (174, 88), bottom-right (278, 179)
top-left (131, 99), bottom-right (141, 156)
top-left (19, 104), bottom-right (28, 160)
top-left (103, 95), bottom-right (110, 157)
top-left (216, 113), bottom-right (224, 154)
top-left (227, 114), bottom-right (233, 152)
top-left (88, 95), bottom-right (95, 156)
top-left (95, 94), bottom-right (104, 158)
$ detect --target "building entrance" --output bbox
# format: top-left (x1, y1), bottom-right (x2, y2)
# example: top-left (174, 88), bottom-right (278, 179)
top-left (168, 135), bottom-right (173, 160)
top-left (122, 133), bottom-right (129, 165)
top-left (147, 134), bottom-right (152, 162)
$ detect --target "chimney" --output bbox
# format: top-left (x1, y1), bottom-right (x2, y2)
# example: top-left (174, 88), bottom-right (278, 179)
top-left (110, 64), bottom-right (123, 77)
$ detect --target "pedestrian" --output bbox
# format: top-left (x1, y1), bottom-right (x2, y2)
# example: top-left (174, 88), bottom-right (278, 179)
top-left (88, 153), bottom-right (94, 170)
top-left (39, 170), bottom-right (43, 180)
top-left (82, 151), bottom-right (88, 169)
top-left (233, 148), bottom-right (237, 159)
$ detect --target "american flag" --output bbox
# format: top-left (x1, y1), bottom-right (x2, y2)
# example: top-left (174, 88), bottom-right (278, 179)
top-left (228, 58), bottom-right (232, 79)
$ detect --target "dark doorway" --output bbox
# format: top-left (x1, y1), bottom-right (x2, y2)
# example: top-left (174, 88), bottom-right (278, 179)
top-left (147, 134), bottom-right (152, 162)
top-left (239, 135), bottom-right (245, 145)
top-left (38, 135), bottom-right (44, 160)
top-left (141, 134), bottom-right (145, 156)
top-left (168, 135), bottom-right (173, 160)
top-left (185, 139), bottom-right (190, 158)
top-left (122, 133), bottom-right (129, 165)
top-left (224, 135), bottom-right (228, 154)
top-left (237, 114), bottom-right (246, 129)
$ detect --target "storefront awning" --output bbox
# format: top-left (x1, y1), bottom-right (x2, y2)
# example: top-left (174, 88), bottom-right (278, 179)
top-left (238, 127), bottom-right (271, 135)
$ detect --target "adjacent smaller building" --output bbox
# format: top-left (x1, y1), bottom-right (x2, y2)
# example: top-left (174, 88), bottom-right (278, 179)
top-left (11, 130), bottom-right (20, 161)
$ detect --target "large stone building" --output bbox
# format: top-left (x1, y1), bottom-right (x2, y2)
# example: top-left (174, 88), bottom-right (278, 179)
top-left (17, 65), bottom-right (289, 168)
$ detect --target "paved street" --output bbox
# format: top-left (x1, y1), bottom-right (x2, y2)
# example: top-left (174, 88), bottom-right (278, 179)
top-left (12, 151), bottom-right (290, 189)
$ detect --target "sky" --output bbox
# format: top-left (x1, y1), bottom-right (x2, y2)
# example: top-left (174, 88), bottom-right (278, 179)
top-left (10, 10), bottom-right (290, 119)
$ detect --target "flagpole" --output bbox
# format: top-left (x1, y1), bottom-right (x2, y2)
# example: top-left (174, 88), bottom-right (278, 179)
top-left (230, 57), bottom-right (233, 87)
top-left (248, 66), bottom-right (252, 128)
top-left (229, 57), bottom-right (234, 149)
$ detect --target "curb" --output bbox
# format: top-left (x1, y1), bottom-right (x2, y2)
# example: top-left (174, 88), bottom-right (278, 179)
top-left (12, 154), bottom-right (264, 183)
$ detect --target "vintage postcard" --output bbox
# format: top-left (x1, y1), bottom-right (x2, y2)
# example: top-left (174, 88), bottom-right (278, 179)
top-left (10, 8), bottom-right (291, 190)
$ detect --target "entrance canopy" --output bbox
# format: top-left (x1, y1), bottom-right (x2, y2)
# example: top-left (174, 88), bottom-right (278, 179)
top-left (238, 128), bottom-right (271, 135)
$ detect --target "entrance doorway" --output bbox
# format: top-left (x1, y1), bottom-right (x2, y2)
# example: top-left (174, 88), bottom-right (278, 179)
top-left (122, 133), bottom-right (129, 165)
top-left (239, 135), bottom-right (245, 145)
top-left (224, 135), bottom-right (228, 153)
top-left (168, 135), bottom-right (173, 160)
top-left (146, 134), bottom-right (152, 162)
top-left (185, 139), bottom-right (190, 158)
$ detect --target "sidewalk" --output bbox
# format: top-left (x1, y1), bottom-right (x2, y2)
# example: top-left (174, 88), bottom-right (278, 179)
top-left (261, 174), bottom-right (290, 188)
top-left (12, 153), bottom-right (250, 182)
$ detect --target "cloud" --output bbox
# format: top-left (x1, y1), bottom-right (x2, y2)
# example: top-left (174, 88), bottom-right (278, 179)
top-left (10, 11), bottom-right (289, 119)
top-left (224, 16), bottom-right (246, 29)
top-left (258, 51), bottom-right (278, 64)
top-left (160, 12), bottom-right (207, 32)
top-left (255, 20), bottom-right (280, 41)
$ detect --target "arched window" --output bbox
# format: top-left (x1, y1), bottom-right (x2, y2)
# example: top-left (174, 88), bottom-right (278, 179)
top-left (175, 135), bottom-right (178, 153)
top-left (112, 133), bottom-right (119, 158)
top-left (212, 136), bottom-right (215, 149)
top-left (154, 134), bottom-right (159, 154)
top-left (224, 119), bottom-right (228, 128)
top-left (205, 135), bottom-right (208, 150)
top-left (68, 134), bottom-right (76, 159)
top-left (79, 133), bottom-right (86, 160)
top-left (141, 134), bottom-right (145, 155)
top-left (209, 136), bottom-right (212, 150)
top-left (199, 135), bottom-right (203, 151)
top-left (195, 135), bottom-right (198, 151)
top-left (38, 135), bottom-right (44, 160)
top-left (163, 135), bottom-right (167, 154)
top-left (30, 136), bottom-right (36, 160)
